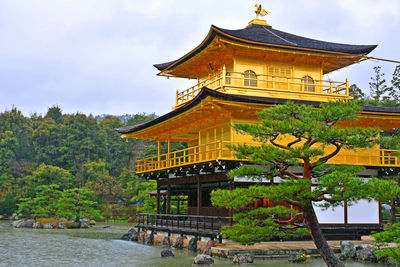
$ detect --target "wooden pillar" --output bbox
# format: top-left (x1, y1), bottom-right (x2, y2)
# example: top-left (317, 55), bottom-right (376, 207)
top-left (156, 182), bottom-right (160, 214)
top-left (168, 137), bottom-right (172, 167)
top-left (197, 176), bottom-right (202, 215)
top-left (167, 183), bottom-right (171, 214)
top-left (229, 180), bottom-right (234, 225)
top-left (344, 201), bottom-right (348, 225)
top-left (157, 139), bottom-right (162, 169)
top-left (177, 195), bottom-right (180, 215)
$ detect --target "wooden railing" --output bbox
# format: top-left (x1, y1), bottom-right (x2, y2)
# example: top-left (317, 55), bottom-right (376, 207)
top-left (137, 213), bottom-right (231, 236)
top-left (175, 66), bottom-right (350, 107)
top-left (136, 142), bottom-right (400, 173)
top-left (136, 140), bottom-right (236, 173)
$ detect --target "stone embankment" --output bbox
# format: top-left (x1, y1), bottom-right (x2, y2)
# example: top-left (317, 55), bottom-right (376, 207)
top-left (122, 228), bottom-right (397, 265)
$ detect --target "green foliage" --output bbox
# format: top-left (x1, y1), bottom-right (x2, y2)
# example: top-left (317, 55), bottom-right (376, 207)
top-left (373, 223), bottom-right (400, 264)
top-left (22, 164), bottom-right (73, 197)
top-left (55, 188), bottom-right (102, 221)
top-left (370, 66), bottom-right (389, 101)
top-left (0, 106), bottom-right (157, 217)
top-left (349, 84), bottom-right (365, 100)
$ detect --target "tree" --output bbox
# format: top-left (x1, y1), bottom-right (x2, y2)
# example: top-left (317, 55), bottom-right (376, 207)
top-left (17, 184), bottom-right (61, 218)
top-left (55, 188), bottom-right (101, 222)
top-left (389, 65), bottom-right (400, 102)
top-left (370, 66), bottom-right (389, 101)
top-left (349, 84), bottom-right (365, 100)
top-left (373, 222), bottom-right (400, 265)
top-left (23, 164), bottom-right (73, 197)
top-left (211, 101), bottom-right (400, 267)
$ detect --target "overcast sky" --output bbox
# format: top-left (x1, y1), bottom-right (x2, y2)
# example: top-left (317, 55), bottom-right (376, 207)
top-left (1, 0), bottom-right (400, 117)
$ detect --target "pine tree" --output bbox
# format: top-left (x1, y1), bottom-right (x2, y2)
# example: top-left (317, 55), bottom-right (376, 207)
top-left (211, 101), bottom-right (400, 267)
top-left (349, 84), bottom-right (365, 100)
top-left (369, 66), bottom-right (389, 101)
top-left (389, 65), bottom-right (400, 102)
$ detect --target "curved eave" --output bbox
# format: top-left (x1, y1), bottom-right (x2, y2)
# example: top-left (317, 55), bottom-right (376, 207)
top-left (116, 88), bottom-right (400, 137)
top-left (154, 24), bottom-right (377, 74)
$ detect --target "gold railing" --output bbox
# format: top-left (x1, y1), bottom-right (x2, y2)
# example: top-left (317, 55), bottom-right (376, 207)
top-left (136, 142), bottom-right (400, 174)
top-left (136, 141), bottom-right (237, 173)
top-left (175, 67), bottom-right (349, 107)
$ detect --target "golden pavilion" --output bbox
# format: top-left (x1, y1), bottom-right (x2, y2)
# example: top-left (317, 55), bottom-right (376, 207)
top-left (117, 7), bottom-right (400, 239)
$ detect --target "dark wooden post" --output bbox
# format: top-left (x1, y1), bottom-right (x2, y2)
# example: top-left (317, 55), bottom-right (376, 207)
top-left (167, 183), bottom-right (171, 214)
top-left (228, 180), bottom-right (234, 225)
top-left (344, 201), bottom-right (348, 225)
top-left (177, 195), bottom-right (180, 215)
top-left (156, 182), bottom-right (160, 214)
top-left (197, 176), bottom-right (202, 215)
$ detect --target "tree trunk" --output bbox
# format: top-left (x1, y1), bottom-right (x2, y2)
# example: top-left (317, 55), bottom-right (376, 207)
top-left (391, 198), bottom-right (396, 223)
top-left (302, 205), bottom-right (344, 267)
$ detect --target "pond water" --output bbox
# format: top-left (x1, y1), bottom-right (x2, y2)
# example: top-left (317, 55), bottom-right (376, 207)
top-left (0, 221), bottom-right (385, 267)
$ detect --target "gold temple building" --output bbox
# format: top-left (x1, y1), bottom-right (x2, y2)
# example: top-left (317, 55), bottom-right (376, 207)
top-left (117, 8), bottom-right (400, 239)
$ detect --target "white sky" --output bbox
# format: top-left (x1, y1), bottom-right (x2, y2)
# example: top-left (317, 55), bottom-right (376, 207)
top-left (1, 0), bottom-right (400, 117)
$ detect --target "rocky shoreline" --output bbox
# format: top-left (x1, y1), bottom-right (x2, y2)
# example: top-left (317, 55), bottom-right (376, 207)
top-left (121, 228), bottom-right (399, 266)
top-left (11, 218), bottom-right (96, 229)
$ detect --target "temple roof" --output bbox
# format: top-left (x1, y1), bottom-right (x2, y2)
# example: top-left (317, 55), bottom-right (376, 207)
top-left (116, 88), bottom-right (400, 135)
top-left (154, 24), bottom-right (377, 72)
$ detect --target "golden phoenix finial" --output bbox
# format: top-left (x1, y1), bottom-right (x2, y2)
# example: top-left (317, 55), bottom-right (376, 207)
top-left (254, 4), bottom-right (270, 19)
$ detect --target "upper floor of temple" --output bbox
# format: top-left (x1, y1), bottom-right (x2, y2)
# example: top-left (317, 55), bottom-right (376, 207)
top-left (154, 18), bottom-right (377, 108)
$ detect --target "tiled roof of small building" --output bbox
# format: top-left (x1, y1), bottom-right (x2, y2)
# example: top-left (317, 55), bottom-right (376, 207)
top-left (154, 24), bottom-right (377, 71)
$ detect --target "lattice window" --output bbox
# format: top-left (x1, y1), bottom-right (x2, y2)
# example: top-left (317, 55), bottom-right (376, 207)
top-left (268, 66), bottom-right (292, 77)
top-left (302, 75), bottom-right (315, 92)
top-left (244, 70), bottom-right (257, 87)
top-left (225, 72), bottom-right (231, 85)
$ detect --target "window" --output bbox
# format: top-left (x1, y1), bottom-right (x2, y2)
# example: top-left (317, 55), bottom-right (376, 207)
top-left (225, 72), bottom-right (231, 85)
top-left (302, 75), bottom-right (315, 92)
top-left (244, 70), bottom-right (257, 87)
top-left (268, 66), bottom-right (292, 77)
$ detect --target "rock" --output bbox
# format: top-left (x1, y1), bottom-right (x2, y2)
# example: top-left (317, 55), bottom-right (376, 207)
top-left (58, 223), bottom-right (67, 229)
top-left (340, 241), bottom-right (356, 259)
top-left (18, 220), bottom-right (34, 228)
top-left (162, 236), bottom-right (170, 246)
top-left (193, 254), bottom-right (214, 265)
top-left (233, 254), bottom-right (254, 264)
top-left (145, 232), bottom-right (154, 245)
top-left (12, 220), bottom-right (23, 228)
top-left (80, 222), bottom-right (89, 228)
top-left (172, 236), bottom-right (187, 249)
top-left (288, 250), bottom-right (310, 263)
top-left (68, 222), bottom-right (80, 229)
top-left (0, 215), bottom-right (4, 220)
top-left (356, 245), bottom-right (378, 262)
top-left (122, 227), bottom-right (137, 241)
top-left (202, 239), bottom-right (217, 255)
top-left (188, 237), bottom-right (198, 252)
top-left (103, 225), bottom-right (111, 229)
top-left (32, 222), bottom-right (43, 229)
top-left (138, 231), bottom-right (148, 242)
top-left (161, 250), bottom-right (174, 257)
top-left (89, 220), bottom-right (96, 225)
top-left (43, 223), bottom-right (54, 229)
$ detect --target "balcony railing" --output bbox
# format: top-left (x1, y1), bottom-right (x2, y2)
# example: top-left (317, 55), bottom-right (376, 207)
top-left (136, 141), bottom-right (400, 174)
top-left (136, 140), bottom-right (236, 173)
top-left (175, 67), bottom-right (349, 107)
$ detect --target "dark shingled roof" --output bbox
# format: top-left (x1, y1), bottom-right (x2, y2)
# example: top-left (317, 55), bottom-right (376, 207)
top-left (116, 88), bottom-right (400, 135)
top-left (154, 24), bottom-right (377, 71)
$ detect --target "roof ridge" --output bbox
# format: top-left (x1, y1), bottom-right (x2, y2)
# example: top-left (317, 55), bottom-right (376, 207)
top-left (261, 26), bottom-right (299, 47)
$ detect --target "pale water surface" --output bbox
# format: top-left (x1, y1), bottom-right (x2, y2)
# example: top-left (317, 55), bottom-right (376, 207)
top-left (0, 221), bottom-right (385, 267)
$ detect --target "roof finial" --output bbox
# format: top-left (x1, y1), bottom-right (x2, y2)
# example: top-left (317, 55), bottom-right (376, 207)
top-left (254, 4), bottom-right (270, 19)
top-left (249, 4), bottom-right (270, 26)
